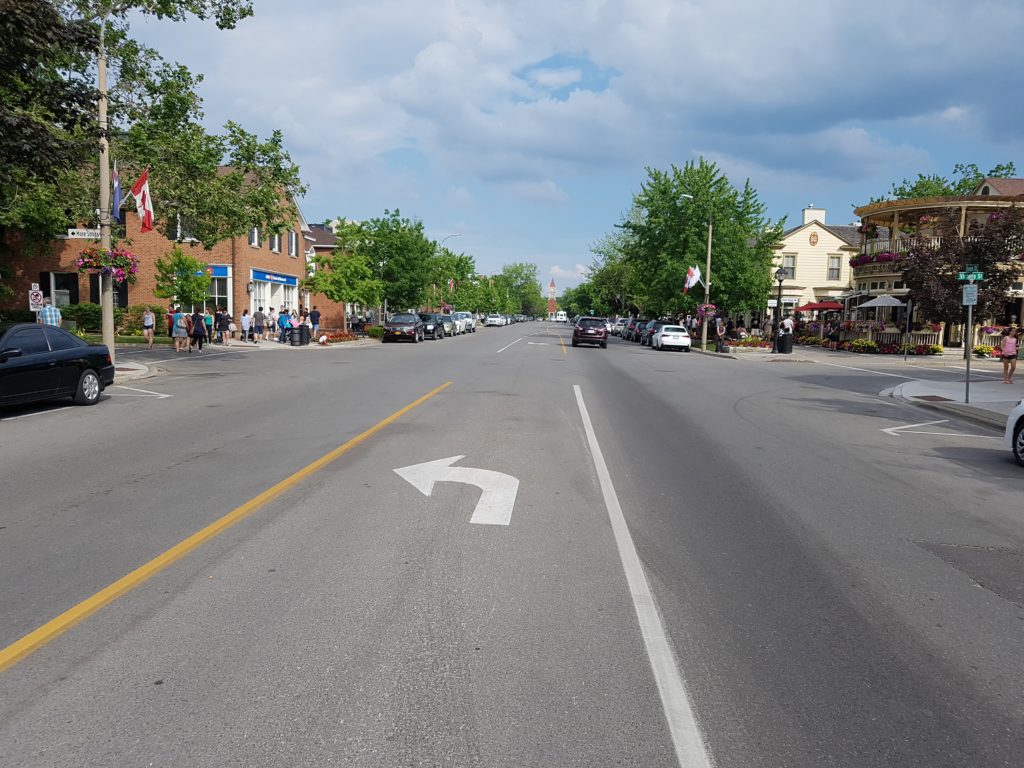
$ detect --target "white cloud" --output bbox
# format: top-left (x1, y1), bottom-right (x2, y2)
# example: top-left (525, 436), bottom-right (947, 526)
top-left (526, 67), bottom-right (583, 90)
top-left (504, 180), bottom-right (569, 204)
top-left (550, 263), bottom-right (588, 280)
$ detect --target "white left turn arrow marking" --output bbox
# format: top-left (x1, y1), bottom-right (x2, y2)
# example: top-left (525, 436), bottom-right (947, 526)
top-left (394, 455), bottom-right (519, 525)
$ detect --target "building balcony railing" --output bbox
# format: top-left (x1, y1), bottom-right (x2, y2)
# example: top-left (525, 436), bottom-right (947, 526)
top-left (851, 261), bottom-right (906, 278)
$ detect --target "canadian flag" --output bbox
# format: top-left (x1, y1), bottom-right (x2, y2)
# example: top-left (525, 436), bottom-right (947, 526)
top-left (130, 169), bottom-right (154, 233)
top-left (683, 265), bottom-right (702, 293)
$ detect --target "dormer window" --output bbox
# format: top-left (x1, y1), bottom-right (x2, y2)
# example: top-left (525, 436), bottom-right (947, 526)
top-left (981, 186), bottom-right (991, 195)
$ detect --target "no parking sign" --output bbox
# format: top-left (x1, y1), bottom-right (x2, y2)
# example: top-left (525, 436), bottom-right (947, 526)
top-left (28, 289), bottom-right (45, 312)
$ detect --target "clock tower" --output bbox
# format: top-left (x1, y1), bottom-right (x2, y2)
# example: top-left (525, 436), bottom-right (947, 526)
top-left (547, 278), bottom-right (557, 320)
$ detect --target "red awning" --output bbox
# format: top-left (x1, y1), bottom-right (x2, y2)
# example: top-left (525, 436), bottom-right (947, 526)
top-left (794, 301), bottom-right (844, 312)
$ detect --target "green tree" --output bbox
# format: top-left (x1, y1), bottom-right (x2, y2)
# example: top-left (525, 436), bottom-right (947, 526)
top-left (619, 158), bottom-right (783, 320)
top-left (360, 209), bottom-right (434, 311)
top-left (152, 245), bottom-right (211, 307)
top-left (878, 162), bottom-right (1017, 201)
top-left (427, 248), bottom-right (476, 309)
top-left (303, 220), bottom-right (383, 330)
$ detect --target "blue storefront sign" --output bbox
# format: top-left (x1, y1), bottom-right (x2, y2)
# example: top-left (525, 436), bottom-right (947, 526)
top-left (194, 265), bottom-right (229, 277)
top-left (252, 270), bottom-right (298, 286)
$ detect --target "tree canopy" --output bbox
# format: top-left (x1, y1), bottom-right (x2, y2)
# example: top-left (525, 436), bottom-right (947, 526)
top-left (876, 162), bottom-right (1017, 202)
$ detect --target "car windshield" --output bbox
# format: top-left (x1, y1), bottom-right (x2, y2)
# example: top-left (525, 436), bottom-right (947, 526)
top-left (390, 314), bottom-right (417, 324)
top-left (578, 318), bottom-right (605, 327)
top-left (418, 313), bottom-right (435, 321)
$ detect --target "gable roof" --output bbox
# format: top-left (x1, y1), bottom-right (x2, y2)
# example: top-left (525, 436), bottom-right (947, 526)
top-left (974, 177), bottom-right (1024, 196)
top-left (776, 219), bottom-right (863, 248)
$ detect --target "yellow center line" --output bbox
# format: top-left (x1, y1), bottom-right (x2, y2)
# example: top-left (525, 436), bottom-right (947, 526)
top-left (560, 334), bottom-right (567, 354)
top-left (0, 380), bottom-right (453, 674)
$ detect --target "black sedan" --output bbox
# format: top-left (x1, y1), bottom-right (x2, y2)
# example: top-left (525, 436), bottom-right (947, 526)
top-left (418, 313), bottom-right (448, 339)
top-left (383, 313), bottom-right (425, 343)
top-left (0, 323), bottom-right (115, 407)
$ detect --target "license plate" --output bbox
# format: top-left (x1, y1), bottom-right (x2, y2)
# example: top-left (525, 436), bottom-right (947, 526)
top-left (586, 330), bottom-right (595, 334)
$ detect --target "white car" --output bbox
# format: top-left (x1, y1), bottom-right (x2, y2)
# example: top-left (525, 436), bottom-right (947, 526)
top-left (651, 324), bottom-right (692, 351)
top-left (453, 311), bottom-right (476, 333)
top-left (1004, 399), bottom-right (1024, 466)
top-left (485, 314), bottom-right (503, 327)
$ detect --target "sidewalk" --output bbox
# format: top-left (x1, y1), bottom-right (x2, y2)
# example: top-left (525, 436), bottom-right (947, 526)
top-left (883, 378), bottom-right (1019, 429)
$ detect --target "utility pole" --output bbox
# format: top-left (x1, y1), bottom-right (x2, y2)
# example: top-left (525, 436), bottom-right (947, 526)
top-left (701, 218), bottom-right (713, 352)
top-left (97, 17), bottom-right (116, 363)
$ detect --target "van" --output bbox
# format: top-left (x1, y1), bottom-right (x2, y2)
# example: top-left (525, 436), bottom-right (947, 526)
top-left (555, 310), bottom-right (567, 323)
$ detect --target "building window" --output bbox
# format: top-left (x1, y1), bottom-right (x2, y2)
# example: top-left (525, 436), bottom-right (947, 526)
top-left (288, 230), bottom-right (298, 257)
top-left (782, 254), bottom-right (796, 279)
top-left (169, 214), bottom-right (197, 242)
top-left (827, 255), bottom-right (841, 281)
top-left (870, 281), bottom-right (878, 290)
top-left (893, 281), bottom-right (905, 290)
top-left (207, 276), bottom-right (229, 312)
top-left (1012, 282), bottom-right (1024, 291)
top-left (269, 233), bottom-right (281, 253)
top-left (282, 284), bottom-right (297, 309)
top-left (249, 227), bottom-right (262, 248)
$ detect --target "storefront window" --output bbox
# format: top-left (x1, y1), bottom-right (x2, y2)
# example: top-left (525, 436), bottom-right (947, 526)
top-left (208, 276), bottom-right (229, 311)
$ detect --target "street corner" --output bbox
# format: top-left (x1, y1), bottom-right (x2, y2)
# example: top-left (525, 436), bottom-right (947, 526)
top-left (112, 360), bottom-right (151, 384)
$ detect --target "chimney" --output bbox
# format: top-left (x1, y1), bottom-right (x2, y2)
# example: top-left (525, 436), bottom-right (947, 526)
top-left (803, 204), bottom-right (825, 226)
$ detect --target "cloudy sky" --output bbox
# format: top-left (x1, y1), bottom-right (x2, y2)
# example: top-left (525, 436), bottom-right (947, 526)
top-left (131, 0), bottom-right (1024, 289)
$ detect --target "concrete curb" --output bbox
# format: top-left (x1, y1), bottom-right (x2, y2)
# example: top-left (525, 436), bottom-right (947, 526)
top-left (884, 383), bottom-right (1008, 431)
top-left (113, 361), bottom-right (153, 384)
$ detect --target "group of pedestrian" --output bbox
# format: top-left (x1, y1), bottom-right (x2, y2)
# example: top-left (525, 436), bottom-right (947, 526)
top-left (157, 305), bottom-right (240, 353)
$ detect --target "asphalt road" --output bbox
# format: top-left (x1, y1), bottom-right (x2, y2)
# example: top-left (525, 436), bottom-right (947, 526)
top-left (1, 324), bottom-right (1022, 767)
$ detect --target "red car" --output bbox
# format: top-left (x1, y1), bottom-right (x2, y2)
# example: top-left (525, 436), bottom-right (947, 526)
top-left (571, 317), bottom-right (608, 348)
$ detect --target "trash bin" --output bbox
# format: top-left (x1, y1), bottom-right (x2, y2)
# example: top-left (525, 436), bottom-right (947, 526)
top-left (290, 327), bottom-right (302, 346)
top-left (777, 333), bottom-right (793, 354)
top-left (299, 325), bottom-right (311, 345)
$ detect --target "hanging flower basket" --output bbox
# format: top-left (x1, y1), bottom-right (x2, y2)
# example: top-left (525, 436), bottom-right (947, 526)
top-left (76, 246), bottom-right (140, 285)
top-left (696, 303), bottom-right (717, 319)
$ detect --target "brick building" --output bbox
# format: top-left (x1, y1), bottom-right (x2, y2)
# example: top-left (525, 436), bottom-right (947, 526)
top-left (1, 201), bottom-right (349, 328)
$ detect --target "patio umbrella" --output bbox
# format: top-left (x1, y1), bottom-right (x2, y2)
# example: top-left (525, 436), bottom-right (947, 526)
top-left (858, 294), bottom-right (905, 308)
top-left (794, 301), bottom-right (844, 312)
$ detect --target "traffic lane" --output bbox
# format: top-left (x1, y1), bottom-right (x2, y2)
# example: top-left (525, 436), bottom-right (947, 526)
top-left (0, 355), bottom-right (679, 767)
top-left (570, 345), bottom-right (1024, 767)
top-left (0, 342), bottom-right (467, 650)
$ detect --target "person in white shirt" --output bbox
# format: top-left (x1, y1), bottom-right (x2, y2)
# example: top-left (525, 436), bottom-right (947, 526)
top-left (266, 307), bottom-right (278, 341)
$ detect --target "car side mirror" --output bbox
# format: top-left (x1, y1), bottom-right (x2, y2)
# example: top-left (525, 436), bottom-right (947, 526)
top-left (0, 347), bottom-right (23, 362)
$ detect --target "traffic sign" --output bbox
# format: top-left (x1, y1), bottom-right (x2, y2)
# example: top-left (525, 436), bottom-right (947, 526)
top-left (28, 290), bottom-right (45, 312)
top-left (957, 271), bottom-right (984, 281)
top-left (962, 284), bottom-right (978, 306)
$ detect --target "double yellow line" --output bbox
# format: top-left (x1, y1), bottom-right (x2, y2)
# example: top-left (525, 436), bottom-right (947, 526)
top-left (0, 381), bottom-right (453, 673)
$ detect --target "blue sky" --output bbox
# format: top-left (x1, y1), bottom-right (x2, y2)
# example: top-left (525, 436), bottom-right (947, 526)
top-left (130, 0), bottom-right (1024, 289)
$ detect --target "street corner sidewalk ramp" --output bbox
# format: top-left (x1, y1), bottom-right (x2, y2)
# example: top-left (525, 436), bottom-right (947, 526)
top-left (884, 378), bottom-right (1020, 430)
top-left (113, 360), bottom-right (150, 384)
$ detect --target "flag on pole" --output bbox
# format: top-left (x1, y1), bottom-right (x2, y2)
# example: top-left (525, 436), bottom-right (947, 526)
top-left (111, 163), bottom-right (122, 224)
top-left (683, 265), bottom-right (702, 293)
top-left (130, 169), bottom-right (154, 233)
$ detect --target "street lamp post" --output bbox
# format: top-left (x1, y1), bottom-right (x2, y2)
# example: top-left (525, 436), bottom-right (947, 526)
top-left (679, 194), bottom-right (714, 351)
top-left (771, 267), bottom-right (787, 352)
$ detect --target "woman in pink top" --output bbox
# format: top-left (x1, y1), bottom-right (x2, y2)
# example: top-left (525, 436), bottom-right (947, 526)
top-left (1000, 327), bottom-right (1018, 384)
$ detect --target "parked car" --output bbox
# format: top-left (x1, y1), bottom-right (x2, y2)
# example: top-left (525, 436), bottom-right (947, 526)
top-left (651, 324), bottom-right (692, 351)
top-left (454, 311), bottom-right (476, 332)
top-left (612, 318), bottom-right (626, 336)
top-left (418, 312), bottom-right (447, 339)
top-left (0, 323), bottom-right (115, 407)
top-left (640, 320), bottom-right (667, 346)
top-left (1005, 399), bottom-right (1024, 466)
top-left (383, 313), bottom-right (425, 343)
top-left (625, 318), bottom-right (647, 342)
top-left (571, 316), bottom-right (608, 348)
top-left (620, 318), bottom-right (641, 341)
top-left (485, 314), bottom-right (503, 327)
top-left (441, 313), bottom-right (460, 335)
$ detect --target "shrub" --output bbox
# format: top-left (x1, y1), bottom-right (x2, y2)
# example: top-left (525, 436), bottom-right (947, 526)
top-left (727, 337), bottom-right (771, 348)
top-left (366, 325), bottom-right (384, 339)
top-left (117, 304), bottom-right (160, 335)
top-left (974, 344), bottom-right (996, 357)
top-left (60, 302), bottom-right (104, 331)
top-left (0, 309), bottom-right (38, 324)
top-left (848, 339), bottom-right (879, 353)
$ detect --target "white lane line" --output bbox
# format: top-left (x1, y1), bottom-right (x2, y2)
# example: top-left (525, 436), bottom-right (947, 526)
top-left (911, 365), bottom-right (1001, 378)
top-left (817, 361), bottom-right (914, 379)
top-left (108, 385), bottom-right (172, 399)
top-left (1, 406), bottom-right (73, 421)
top-left (573, 384), bottom-right (713, 768)
top-left (148, 350), bottom-right (237, 364)
top-left (495, 337), bottom-right (525, 354)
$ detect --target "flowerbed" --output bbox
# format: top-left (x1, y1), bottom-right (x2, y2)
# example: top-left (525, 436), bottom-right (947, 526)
top-left (849, 251), bottom-right (904, 268)
top-left (726, 338), bottom-right (770, 348)
top-left (318, 330), bottom-right (358, 344)
top-left (837, 339), bottom-right (942, 355)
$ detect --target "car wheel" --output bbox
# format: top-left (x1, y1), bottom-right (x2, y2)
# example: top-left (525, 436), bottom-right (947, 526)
top-left (601, 341), bottom-right (607, 349)
top-left (684, 346), bottom-right (691, 352)
top-left (1014, 419), bottom-right (1024, 467)
top-left (571, 338), bottom-right (578, 347)
top-left (74, 369), bottom-right (102, 405)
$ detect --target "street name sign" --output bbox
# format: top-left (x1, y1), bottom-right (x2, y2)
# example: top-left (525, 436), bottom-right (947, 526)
top-left (957, 271), bottom-right (984, 281)
top-left (962, 284), bottom-right (978, 306)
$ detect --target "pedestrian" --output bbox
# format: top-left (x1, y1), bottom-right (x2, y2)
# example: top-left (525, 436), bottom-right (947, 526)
top-left (827, 319), bottom-right (841, 351)
top-left (142, 306), bottom-right (156, 349)
top-left (171, 306), bottom-right (189, 352)
top-left (715, 319), bottom-right (726, 353)
top-left (999, 327), bottom-right (1018, 384)
top-left (309, 305), bottom-right (321, 336)
top-left (35, 297), bottom-right (62, 327)
top-left (781, 314), bottom-right (795, 335)
top-left (240, 308), bottom-right (252, 342)
top-left (217, 307), bottom-right (231, 346)
top-left (252, 306), bottom-right (265, 345)
top-left (266, 307), bottom-right (277, 341)
top-left (165, 304), bottom-right (176, 339)
top-left (278, 309), bottom-right (291, 343)
top-left (190, 307), bottom-right (206, 353)
top-left (204, 307), bottom-right (214, 342)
